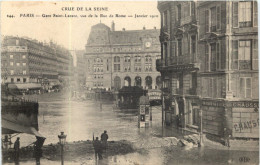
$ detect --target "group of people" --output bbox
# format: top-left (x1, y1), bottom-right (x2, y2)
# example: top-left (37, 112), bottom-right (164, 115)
top-left (93, 130), bottom-right (109, 160)
top-left (12, 136), bottom-right (44, 165)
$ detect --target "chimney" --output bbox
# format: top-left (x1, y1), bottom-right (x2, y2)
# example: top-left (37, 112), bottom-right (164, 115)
top-left (143, 26), bottom-right (146, 30)
top-left (111, 21), bottom-right (115, 31)
top-left (122, 28), bottom-right (125, 31)
top-left (154, 27), bottom-right (156, 29)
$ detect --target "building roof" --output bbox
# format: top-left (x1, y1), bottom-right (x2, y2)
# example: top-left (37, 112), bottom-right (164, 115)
top-left (86, 23), bottom-right (160, 46)
top-left (109, 29), bottom-right (160, 45)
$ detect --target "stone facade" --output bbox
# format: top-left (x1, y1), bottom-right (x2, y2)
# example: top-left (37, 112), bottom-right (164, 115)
top-left (157, 1), bottom-right (258, 139)
top-left (85, 23), bottom-right (162, 90)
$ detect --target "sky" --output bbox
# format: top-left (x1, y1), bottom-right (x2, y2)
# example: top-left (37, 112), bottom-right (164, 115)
top-left (1, 1), bottom-right (160, 50)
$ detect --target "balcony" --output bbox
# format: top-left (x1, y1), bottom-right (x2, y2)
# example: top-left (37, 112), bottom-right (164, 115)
top-left (170, 54), bottom-right (196, 65)
top-left (156, 59), bottom-right (165, 72)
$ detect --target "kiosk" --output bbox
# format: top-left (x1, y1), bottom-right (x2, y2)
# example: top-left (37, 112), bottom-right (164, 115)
top-left (138, 96), bottom-right (150, 128)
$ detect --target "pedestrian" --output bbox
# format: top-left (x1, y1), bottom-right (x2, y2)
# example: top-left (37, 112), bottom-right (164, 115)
top-left (93, 137), bottom-right (103, 160)
top-left (33, 137), bottom-right (44, 165)
top-left (14, 137), bottom-right (20, 164)
top-left (224, 128), bottom-right (230, 147)
top-left (101, 130), bottom-right (108, 151)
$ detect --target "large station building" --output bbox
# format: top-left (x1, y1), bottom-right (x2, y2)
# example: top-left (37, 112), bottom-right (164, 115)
top-left (85, 22), bottom-right (162, 91)
top-left (157, 1), bottom-right (258, 139)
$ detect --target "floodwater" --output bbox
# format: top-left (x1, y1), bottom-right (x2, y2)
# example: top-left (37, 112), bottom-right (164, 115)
top-left (7, 92), bottom-right (259, 165)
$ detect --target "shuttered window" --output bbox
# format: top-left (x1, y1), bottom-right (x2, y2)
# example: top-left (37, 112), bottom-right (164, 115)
top-left (240, 78), bottom-right (252, 98)
top-left (210, 43), bottom-right (216, 71)
top-left (205, 10), bottom-right (209, 32)
top-left (252, 39), bottom-right (258, 70)
top-left (232, 40), bottom-right (239, 69)
top-left (205, 44), bottom-right (209, 71)
top-left (232, 2), bottom-right (239, 28)
top-left (217, 6), bottom-right (221, 30)
top-left (253, 1), bottom-right (258, 27)
top-left (216, 43), bottom-right (221, 70)
top-left (239, 2), bottom-right (252, 27)
top-left (210, 7), bottom-right (217, 32)
top-left (238, 40), bottom-right (251, 70)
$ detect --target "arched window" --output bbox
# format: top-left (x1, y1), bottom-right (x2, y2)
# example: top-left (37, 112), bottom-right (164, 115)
top-left (135, 76), bottom-right (142, 87)
top-left (124, 77), bottom-right (131, 87)
top-left (145, 76), bottom-right (152, 89)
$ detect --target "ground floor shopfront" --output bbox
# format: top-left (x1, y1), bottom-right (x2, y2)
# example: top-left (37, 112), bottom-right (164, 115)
top-left (164, 96), bottom-right (259, 139)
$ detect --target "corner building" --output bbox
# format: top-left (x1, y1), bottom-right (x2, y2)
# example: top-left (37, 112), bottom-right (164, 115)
top-left (1, 36), bottom-right (73, 90)
top-left (85, 23), bottom-right (161, 90)
top-left (157, 1), bottom-right (258, 139)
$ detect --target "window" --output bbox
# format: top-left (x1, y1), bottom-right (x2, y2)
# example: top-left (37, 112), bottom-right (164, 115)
top-left (16, 63), bottom-right (20, 66)
top-left (205, 10), bottom-right (209, 32)
top-left (23, 70), bottom-right (26, 75)
top-left (10, 55), bottom-right (13, 59)
top-left (240, 78), bottom-right (251, 98)
top-left (145, 55), bottom-right (152, 62)
top-left (163, 10), bottom-right (168, 26)
top-left (114, 56), bottom-right (120, 62)
top-left (205, 44), bottom-right (209, 71)
top-left (23, 63), bottom-right (26, 66)
top-left (210, 43), bottom-right (216, 71)
top-left (210, 7), bottom-right (217, 32)
top-left (177, 39), bottom-right (182, 56)
top-left (17, 78), bottom-right (20, 82)
top-left (114, 64), bottom-right (120, 72)
top-left (239, 2), bottom-right (252, 27)
top-left (10, 62), bottom-right (13, 66)
top-left (22, 55), bottom-right (26, 59)
top-left (11, 78), bottom-right (14, 83)
top-left (191, 36), bottom-right (196, 62)
top-left (23, 78), bottom-right (26, 83)
top-left (10, 70), bottom-right (14, 75)
top-left (145, 64), bottom-right (152, 72)
top-left (135, 56), bottom-right (141, 62)
top-left (124, 56), bottom-right (130, 62)
top-left (232, 40), bottom-right (251, 70)
top-left (176, 4), bottom-right (181, 22)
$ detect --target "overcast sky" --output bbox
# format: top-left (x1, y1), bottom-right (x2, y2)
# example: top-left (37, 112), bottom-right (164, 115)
top-left (1, 1), bottom-right (160, 50)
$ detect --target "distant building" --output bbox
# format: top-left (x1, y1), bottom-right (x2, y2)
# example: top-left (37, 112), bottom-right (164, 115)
top-left (70, 49), bottom-right (86, 89)
top-left (157, 1), bottom-right (258, 139)
top-left (85, 22), bottom-right (161, 91)
top-left (1, 36), bottom-right (73, 91)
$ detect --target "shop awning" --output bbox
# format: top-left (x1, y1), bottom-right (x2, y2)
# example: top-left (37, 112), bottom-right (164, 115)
top-left (2, 119), bottom-right (45, 138)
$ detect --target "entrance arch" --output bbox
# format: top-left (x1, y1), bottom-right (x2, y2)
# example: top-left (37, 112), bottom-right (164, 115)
top-left (145, 76), bottom-right (152, 89)
top-left (114, 76), bottom-right (121, 90)
top-left (134, 76), bottom-right (142, 87)
top-left (124, 76), bottom-right (131, 87)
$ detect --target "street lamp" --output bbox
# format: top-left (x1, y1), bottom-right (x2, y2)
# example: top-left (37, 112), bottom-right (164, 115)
top-left (199, 109), bottom-right (203, 147)
top-left (58, 132), bottom-right (67, 165)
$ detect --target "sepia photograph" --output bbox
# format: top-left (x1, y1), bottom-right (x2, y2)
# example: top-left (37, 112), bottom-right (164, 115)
top-left (0, 1), bottom-right (259, 164)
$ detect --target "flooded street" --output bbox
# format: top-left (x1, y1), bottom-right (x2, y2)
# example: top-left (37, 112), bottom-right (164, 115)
top-left (14, 93), bottom-right (259, 165)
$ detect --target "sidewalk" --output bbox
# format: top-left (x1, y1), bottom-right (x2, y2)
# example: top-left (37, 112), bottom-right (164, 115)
top-left (181, 127), bottom-right (259, 152)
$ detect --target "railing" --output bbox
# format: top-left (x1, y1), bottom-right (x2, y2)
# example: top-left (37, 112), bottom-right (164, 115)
top-left (170, 54), bottom-right (196, 65)
top-left (156, 59), bottom-right (165, 71)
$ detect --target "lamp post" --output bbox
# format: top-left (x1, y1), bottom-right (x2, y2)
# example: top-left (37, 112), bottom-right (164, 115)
top-left (199, 109), bottom-right (203, 147)
top-left (58, 132), bottom-right (67, 165)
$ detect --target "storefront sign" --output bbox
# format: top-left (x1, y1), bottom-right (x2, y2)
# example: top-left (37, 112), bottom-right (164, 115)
top-left (233, 118), bottom-right (259, 132)
top-left (231, 102), bottom-right (259, 108)
top-left (202, 100), bottom-right (225, 107)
